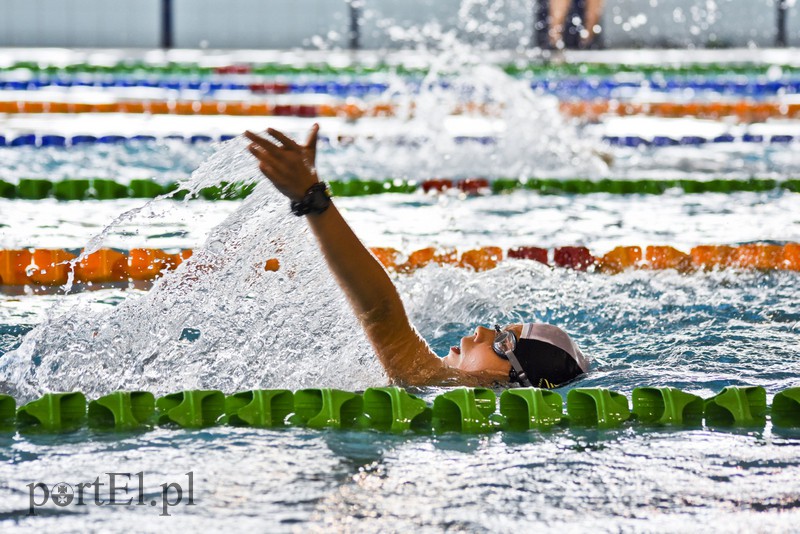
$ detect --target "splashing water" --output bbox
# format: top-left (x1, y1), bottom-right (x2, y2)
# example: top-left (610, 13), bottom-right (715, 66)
top-left (318, 56), bottom-right (607, 181)
top-left (0, 7), bottom-right (610, 401)
top-left (0, 137), bottom-right (389, 401)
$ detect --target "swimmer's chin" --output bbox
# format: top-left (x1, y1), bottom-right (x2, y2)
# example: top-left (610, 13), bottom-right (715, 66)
top-left (442, 346), bottom-right (460, 366)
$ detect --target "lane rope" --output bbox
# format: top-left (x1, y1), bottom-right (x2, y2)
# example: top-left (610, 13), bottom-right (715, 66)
top-left (1, 177), bottom-right (799, 201)
top-left (1, 386), bottom-right (798, 433)
top-left (1, 243), bottom-right (798, 288)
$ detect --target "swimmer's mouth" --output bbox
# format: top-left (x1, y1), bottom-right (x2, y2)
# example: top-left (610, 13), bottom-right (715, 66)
top-left (450, 346), bottom-right (460, 355)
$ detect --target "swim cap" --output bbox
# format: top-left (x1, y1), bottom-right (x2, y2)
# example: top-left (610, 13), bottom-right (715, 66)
top-left (512, 323), bottom-right (589, 388)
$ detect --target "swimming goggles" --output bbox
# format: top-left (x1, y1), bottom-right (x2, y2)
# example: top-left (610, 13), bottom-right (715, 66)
top-left (493, 325), bottom-right (533, 387)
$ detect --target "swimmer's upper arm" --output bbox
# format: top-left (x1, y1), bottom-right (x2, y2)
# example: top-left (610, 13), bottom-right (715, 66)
top-left (359, 292), bottom-right (471, 386)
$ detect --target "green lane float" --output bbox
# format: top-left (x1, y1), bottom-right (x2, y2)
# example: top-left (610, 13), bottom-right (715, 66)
top-left (5, 59), bottom-right (800, 78)
top-left (87, 391), bottom-right (155, 430)
top-left (632, 387), bottom-right (704, 426)
top-left (1, 387), bottom-right (798, 434)
top-left (0, 177), bottom-right (798, 202)
top-left (499, 388), bottom-right (564, 430)
top-left (156, 390), bottom-right (226, 428)
top-left (566, 388), bottom-right (631, 428)
top-left (772, 388), bottom-right (800, 428)
top-left (431, 388), bottom-right (499, 433)
top-left (224, 389), bottom-right (293, 428)
top-left (291, 388), bottom-right (364, 429)
top-left (53, 179), bottom-right (91, 201)
top-left (704, 386), bottom-right (767, 427)
top-left (16, 392), bottom-right (87, 431)
top-left (16, 179), bottom-right (53, 200)
top-left (129, 179), bottom-right (165, 198)
top-left (362, 387), bottom-right (431, 433)
top-left (0, 394), bottom-right (16, 428)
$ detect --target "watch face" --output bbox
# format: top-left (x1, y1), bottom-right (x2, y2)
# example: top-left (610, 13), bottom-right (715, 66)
top-left (310, 188), bottom-right (331, 211)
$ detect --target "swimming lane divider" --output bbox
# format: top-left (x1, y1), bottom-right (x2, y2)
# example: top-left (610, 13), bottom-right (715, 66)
top-left (2, 242), bottom-right (800, 290)
top-left (4, 59), bottom-right (800, 78)
top-left (3, 387), bottom-right (799, 434)
top-left (5, 77), bottom-right (800, 98)
top-left (1, 177), bottom-right (799, 202)
top-left (4, 99), bottom-right (800, 122)
top-left (3, 133), bottom-right (798, 150)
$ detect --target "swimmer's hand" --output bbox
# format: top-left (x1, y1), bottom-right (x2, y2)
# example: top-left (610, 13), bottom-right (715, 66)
top-left (245, 124), bottom-right (320, 201)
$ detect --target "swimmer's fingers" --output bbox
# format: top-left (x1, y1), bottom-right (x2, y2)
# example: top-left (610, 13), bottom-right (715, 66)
top-left (304, 123), bottom-right (319, 165)
top-left (245, 128), bottom-right (320, 201)
top-left (245, 131), bottom-right (284, 159)
top-left (266, 128), bottom-right (301, 150)
top-left (249, 144), bottom-right (290, 176)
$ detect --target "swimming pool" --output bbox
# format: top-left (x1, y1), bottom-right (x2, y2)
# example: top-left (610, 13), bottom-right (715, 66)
top-left (1, 48), bottom-right (799, 531)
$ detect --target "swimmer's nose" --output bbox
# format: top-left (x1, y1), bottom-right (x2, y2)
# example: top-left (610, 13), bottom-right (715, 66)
top-left (475, 325), bottom-right (494, 342)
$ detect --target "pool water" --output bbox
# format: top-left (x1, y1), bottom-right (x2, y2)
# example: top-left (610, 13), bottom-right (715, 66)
top-left (1, 48), bottom-right (800, 531)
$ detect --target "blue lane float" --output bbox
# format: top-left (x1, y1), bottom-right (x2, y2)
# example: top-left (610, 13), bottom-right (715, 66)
top-left (3, 132), bottom-right (796, 150)
top-left (603, 134), bottom-right (796, 147)
top-left (1, 387), bottom-right (799, 433)
top-left (3, 76), bottom-right (800, 97)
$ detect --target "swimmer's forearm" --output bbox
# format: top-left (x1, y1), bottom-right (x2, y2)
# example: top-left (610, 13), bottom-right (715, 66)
top-left (306, 202), bottom-right (403, 320)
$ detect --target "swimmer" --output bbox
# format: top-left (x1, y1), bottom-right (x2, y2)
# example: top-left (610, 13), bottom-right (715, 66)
top-left (245, 125), bottom-right (589, 388)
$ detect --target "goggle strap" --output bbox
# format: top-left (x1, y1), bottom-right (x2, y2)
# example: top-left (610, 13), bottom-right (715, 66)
top-left (504, 349), bottom-right (533, 388)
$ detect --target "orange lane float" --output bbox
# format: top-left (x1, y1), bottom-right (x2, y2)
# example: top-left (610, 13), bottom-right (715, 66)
top-left (459, 247), bottom-right (504, 271)
top-left (27, 249), bottom-right (77, 285)
top-left (689, 245), bottom-right (736, 270)
top-left (783, 243), bottom-right (800, 271)
top-left (369, 248), bottom-right (400, 270)
top-left (730, 244), bottom-right (784, 270)
top-left (2, 244), bottom-right (799, 287)
top-left (645, 246), bottom-right (692, 272)
top-left (124, 248), bottom-right (193, 280)
top-left (5, 98), bottom-right (799, 121)
top-left (397, 247), bottom-right (459, 272)
top-left (0, 249), bottom-right (33, 286)
top-left (598, 246), bottom-right (642, 274)
top-left (118, 101), bottom-right (147, 114)
top-left (74, 248), bottom-right (127, 283)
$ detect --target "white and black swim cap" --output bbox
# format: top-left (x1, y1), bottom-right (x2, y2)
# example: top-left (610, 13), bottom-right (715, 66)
top-left (512, 323), bottom-right (589, 388)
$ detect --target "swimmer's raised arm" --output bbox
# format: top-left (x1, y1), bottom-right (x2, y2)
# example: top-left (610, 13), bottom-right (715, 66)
top-left (245, 125), bottom-right (483, 386)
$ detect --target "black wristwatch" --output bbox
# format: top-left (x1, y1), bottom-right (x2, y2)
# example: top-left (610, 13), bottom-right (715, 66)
top-left (290, 182), bottom-right (331, 216)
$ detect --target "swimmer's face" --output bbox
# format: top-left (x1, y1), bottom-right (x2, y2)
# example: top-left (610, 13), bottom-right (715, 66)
top-left (442, 324), bottom-right (521, 375)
